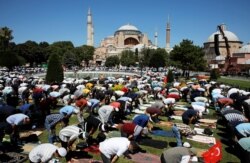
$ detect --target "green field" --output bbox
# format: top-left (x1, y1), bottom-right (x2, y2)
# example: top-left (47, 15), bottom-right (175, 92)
top-left (217, 77), bottom-right (250, 90)
top-left (33, 106), bottom-right (240, 163)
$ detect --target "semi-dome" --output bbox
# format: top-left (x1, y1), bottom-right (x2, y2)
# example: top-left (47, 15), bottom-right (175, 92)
top-left (237, 43), bottom-right (250, 53)
top-left (207, 30), bottom-right (240, 42)
top-left (118, 24), bottom-right (139, 31)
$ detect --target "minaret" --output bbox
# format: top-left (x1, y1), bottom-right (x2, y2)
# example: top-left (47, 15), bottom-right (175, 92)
top-left (91, 25), bottom-right (94, 46)
top-left (154, 29), bottom-right (158, 47)
top-left (166, 15), bottom-right (171, 52)
top-left (87, 8), bottom-right (93, 46)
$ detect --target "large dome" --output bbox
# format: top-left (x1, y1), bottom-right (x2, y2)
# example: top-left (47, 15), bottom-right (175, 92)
top-left (237, 43), bottom-right (250, 53)
top-left (118, 24), bottom-right (139, 31)
top-left (207, 30), bottom-right (240, 42)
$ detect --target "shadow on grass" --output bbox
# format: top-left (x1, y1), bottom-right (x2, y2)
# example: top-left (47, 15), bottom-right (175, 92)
top-left (224, 146), bottom-right (241, 161)
top-left (168, 142), bottom-right (177, 147)
top-left (66, 150), bottom-right (93, 161)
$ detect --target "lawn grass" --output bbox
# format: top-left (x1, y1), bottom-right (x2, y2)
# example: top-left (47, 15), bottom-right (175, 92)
top-left (33, 105), bottom-right (240, 163)
top-left (217, 77), bottom-right (250, 90)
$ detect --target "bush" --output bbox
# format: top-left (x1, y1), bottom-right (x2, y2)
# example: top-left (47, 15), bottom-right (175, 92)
top-left (210, 69), bottom-right (220, 80)
top-left (45, 53), bottom-right (64, 84)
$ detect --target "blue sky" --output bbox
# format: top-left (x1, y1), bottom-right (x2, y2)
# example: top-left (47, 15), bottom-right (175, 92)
top-left (1, 0), bottom-right (250, 48)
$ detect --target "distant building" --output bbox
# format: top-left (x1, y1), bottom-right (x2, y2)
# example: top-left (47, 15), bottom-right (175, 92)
top-left (203, 24), bottom-right (250, 73)
top-left (92, 24), bottom-right (157, 65)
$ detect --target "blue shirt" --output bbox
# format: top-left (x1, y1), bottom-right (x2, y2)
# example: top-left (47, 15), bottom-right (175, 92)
top-left (133, 114), bottom-right (149, 127)
top-left (19, 103), bottom-right (33, 115)
top-left (60, 105), bottom-right (75, 116)
top-left (236, 123), bottom-right (250, 137)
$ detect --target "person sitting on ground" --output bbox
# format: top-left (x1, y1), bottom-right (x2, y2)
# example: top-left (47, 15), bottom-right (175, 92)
top-left (29, 143), bottom-right (67, 163)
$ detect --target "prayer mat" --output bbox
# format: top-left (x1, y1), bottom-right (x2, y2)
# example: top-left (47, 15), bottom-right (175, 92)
top-left (199, 119), bottom-right (217, 128)
top-left (83, 145), bottom-right (100, 154)
top-left (133, 109), bottom-right (145, 114)
top-left (21, 143), bottom-right (39, 154)
top-left (194, 127), bottom-right (213, 136)
top-left (151, 130), bottom-right (175, 137)
top-left (19, 130), bottom-right (43, 138)
top-left (187, 135), bottom-right (216, 144)
top-left (199, 119), bottom-right (217, 124)
top-left (130, 152), bottom-right (160, 163)
top-left (139, 105), bottom-right (148, 110)
top-left (173, 110), bottom-right (184, 116)
top-left (158, 121), bottom-right (173, 127)
top-left (175, 101), bottom-right (189, 105)
top-left (138, 138), bottom-right (168, 149)
top-left (170, 115), bottom-right (183, 120)
top-left (71, 158), bottom-right (102, 163)
top-left (0, 152), bottom-right (28, 163)
top-left (173, 105), bottom-right (188, 111)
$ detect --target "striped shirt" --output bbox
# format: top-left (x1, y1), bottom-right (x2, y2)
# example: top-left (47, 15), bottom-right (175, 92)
top-left (29, 143), bottom-right (58, 162)
top-left (45, 114), bottom-right (64, 129)
top-left (59, 125), bottom-right (85, 142)
top-left (224, 113), bottom-right (246, 122)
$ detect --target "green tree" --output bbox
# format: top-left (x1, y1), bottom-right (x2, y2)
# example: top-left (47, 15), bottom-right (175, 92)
top-left (210, 69), bottom-right (220, 80)
top-left (170, 39), bottom-right (206, 76)
top-left (62, 50), bottom-right (80, 68)
top-left (45, 53), bottom-right (64, 84)
top-left (105, 55), bottom-right (120, 67)
top-left (75, 45), bottom-right (95, 67)
top-left (0, 26), bottom-right (13, 50)
top-left (120, 50), bottom-right (136, 67)
top-left (0, 49), bottom-right (21, 70)
top-left (148, 48), bottom-right (167, 71)
top-left (167, 69), bottom-right (174, 83)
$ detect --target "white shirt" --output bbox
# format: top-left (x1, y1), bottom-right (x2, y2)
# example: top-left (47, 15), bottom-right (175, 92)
top-left (29, 143), bottom-right (58, 163)
top-left (99, 137), bottom-right (130, 159)
top-left (6, 113), bottom-right (28, 125)
top-left (59, 125), bottom-right (84, 142)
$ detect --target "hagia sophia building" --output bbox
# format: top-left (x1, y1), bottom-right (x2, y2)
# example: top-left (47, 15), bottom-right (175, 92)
top-left (86, 8), bottom-right (250, 70)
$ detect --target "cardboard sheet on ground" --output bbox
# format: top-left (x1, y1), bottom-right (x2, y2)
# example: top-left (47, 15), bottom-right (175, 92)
top-left (21, 143), bottom-right (39, 154)
top-left (130, 152), bottom-right (160, 163)
top-left (170, 115), bottom-right (183, 120)
top-left (194, 128), bottom-right (213, 136)
top-left (0, 152), bottom-right (28, 163)
top-left (133, 109), bottom-right (145, 114)
top-left (151, 130), bottom-right (175, 137)
top-left (72, 158), bottom-right (102, 163)
top-left (199, 119), bottom-right (217, 124)
top-left (187, 135), bottom-right (216, 144)
top-left (19, 130), bottom-right (43, 138)
top-left (138, 138), bottom-right (168, 149)
top-left (173, 105), bottom-right (188, 111)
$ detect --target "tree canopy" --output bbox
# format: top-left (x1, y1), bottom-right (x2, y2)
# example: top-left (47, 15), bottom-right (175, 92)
top-left (105, 55), bottom-right (120, 67)
top-left (170, 39), bottom-right (206, 75)
top-left (45, 53), bottom-right (64, 84)
top-left (120, 50), bottom-right (136, 67)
